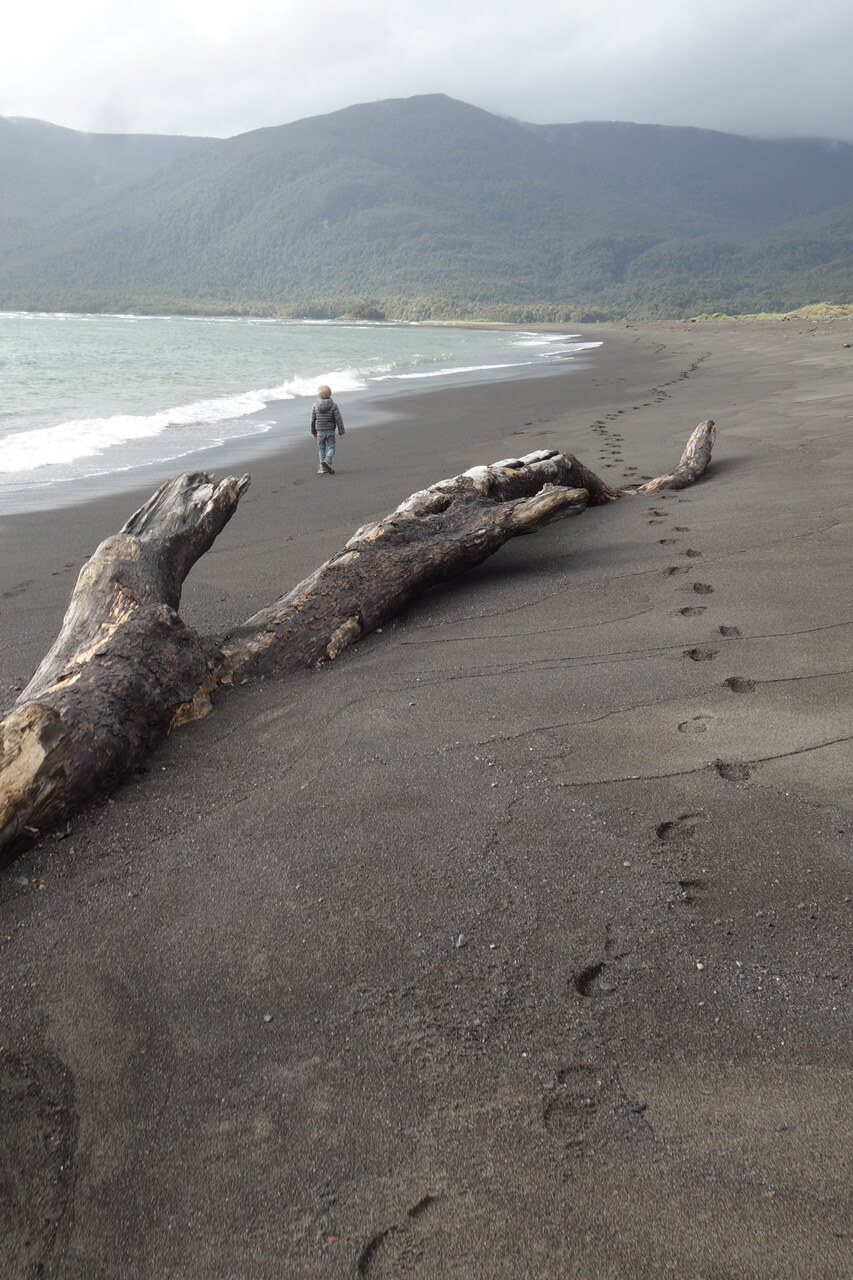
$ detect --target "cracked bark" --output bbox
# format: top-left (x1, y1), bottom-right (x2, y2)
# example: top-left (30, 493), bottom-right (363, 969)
top-left (0, 473), bottom-right (249, 859)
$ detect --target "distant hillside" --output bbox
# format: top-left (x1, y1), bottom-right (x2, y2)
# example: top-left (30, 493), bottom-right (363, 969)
top-left (1, 95), bottom-right (852, 319)
top-left (0, 117), bottom-right (215, 244)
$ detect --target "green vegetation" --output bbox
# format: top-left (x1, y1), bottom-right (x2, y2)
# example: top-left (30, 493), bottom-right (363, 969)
top-left (690, 303), bottom-right (853, 322)
top-left (2, 96), bottom-right (852, 321)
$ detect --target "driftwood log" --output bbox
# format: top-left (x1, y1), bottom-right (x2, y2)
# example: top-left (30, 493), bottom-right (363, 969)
top-left (222, 447), bottom-right (617, 680)
top-left (0, 423), bottom-right (714, 859)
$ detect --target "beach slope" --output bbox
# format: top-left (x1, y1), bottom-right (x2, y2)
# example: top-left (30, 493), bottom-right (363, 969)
top-left (1, 317), bottom-right (851, 1278)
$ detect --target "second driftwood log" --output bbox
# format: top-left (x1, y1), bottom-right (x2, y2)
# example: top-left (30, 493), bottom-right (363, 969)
top-left (221, 448), bottom-right (613, 680)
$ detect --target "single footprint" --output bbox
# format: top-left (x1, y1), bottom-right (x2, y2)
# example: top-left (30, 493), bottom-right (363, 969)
top-left (543, 1066), bottom-right (607, 1142)
top-left (715, 760), bottom-right (752, 781)
top-left (719, 625), bottom-right (741, 638)
top-left (682, 549), bottom-right (703, 558)
top-left (678, 714), bottom-right (713, 734)
top-left (573, 964), bottom-right (599, 997)
top-left (684, 647), bottom-right (718, 661)
top-left (693, 582), bottom-right (714, 594)
top-left (677, 605), bottom-right (706, 616)
top-left (656, 812), bottom-right (702, 842)
top-left (724, 676), bottom-right (756, 693)
top-left (677, 877), bottom-right (708, 903)
top-left (357, 1196), bottom-right (441, 1276)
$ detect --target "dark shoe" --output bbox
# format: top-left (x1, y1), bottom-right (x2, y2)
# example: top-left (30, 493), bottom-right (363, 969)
top-left (322, 461), bottom-right (335, 474)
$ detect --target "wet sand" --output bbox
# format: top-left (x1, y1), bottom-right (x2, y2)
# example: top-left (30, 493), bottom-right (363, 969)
top-left (1, 317), bottom-right (851, 1278)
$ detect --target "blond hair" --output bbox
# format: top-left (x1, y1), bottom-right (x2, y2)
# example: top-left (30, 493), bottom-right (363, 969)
top-left (317, 384), bottom-right (332, 398)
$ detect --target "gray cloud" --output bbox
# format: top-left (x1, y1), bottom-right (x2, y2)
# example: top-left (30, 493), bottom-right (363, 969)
top-left (2, 0), bottom-right (852, 141)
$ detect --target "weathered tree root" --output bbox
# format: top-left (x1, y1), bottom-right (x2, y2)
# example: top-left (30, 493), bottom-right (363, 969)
top-left (1, 473), bottom-right (249, 859)
top-left (623, 418), bottom-right (715, 494)
top-left (0, 426), bottom-right (715, 859)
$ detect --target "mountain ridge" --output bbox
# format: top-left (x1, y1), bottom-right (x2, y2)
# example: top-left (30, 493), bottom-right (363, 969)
top-left (2, 95), bottom-right (851, 320)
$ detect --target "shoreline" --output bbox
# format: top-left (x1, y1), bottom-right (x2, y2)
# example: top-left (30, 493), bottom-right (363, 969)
top-left (0, 316), bottom-right (601, 519)
top-left (2, 316), bottom-right (851, 1278)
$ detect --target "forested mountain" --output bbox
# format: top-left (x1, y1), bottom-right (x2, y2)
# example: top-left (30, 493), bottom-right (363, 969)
top-left (0, 116), bottom-right (214, 240)
top-left (1, 95), bottom-right (852, 319)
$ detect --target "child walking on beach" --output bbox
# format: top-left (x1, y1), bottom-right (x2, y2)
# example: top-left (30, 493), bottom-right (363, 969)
top-left (311, 384), bottom-right (345, 474)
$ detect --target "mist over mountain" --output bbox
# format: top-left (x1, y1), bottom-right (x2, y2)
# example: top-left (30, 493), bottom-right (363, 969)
top-left (0, 116), bottom-right (215, 240)
top-left (1, 95), bottom-right (852, 319)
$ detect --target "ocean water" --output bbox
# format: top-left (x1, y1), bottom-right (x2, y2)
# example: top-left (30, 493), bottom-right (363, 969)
top-left (0, 312), bottom-right (601, 514)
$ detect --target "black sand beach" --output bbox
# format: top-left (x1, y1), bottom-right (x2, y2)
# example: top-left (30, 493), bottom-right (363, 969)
top-left (2, 318), bottom-right (851, 1278)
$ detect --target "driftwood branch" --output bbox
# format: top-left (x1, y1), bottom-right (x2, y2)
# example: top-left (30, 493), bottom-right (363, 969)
top-left (0, 427), bottom-right (715, 859)
top-left (625, 419), bottom-right (716, 494)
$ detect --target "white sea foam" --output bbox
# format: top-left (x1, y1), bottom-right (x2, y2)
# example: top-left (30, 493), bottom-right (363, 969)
top-left (274, 366), bottom-right (374, 399)
top-left (0, 365), bottom-right (381, 475)
top-left (510, 331), bottom-right (582, 347)
top-left (380, 360), bottom-right (533, 381)
top-left (0, 388), bottom-right (278, 473)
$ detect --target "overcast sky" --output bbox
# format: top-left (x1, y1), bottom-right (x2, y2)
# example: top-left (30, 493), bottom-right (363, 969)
top-left (3, 0), bottom-right (852, 143)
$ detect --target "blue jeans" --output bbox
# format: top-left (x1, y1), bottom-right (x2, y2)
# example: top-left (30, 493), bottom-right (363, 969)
top-left (317, 430), bottom-right (336, 467)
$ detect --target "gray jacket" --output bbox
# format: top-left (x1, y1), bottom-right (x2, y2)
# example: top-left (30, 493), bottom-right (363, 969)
top-left (311, 397), bottom-right (345, 436)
